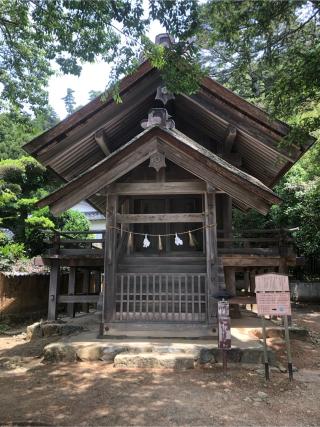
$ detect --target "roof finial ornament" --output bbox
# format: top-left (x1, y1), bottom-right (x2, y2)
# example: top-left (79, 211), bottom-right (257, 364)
top-left (155, 85), bottom-right (175, 105)
top-left (141, 108), bottom-right (175, 130)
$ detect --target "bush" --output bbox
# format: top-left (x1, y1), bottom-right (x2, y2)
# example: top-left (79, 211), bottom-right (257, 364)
top-left (0, 242), bottom-right (26, 271)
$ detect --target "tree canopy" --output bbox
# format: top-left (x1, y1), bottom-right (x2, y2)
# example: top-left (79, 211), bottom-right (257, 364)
top-left (0, 0), bottom-right (200, 114)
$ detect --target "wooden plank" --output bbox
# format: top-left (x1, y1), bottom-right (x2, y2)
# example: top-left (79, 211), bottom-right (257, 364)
top-left (110, 181), bottom-right (206, 195)
top-left (48, 259), bottom-right (60, 321)
top-left (94, 130), bottom-right (110, 156)
top-left (117, 213), bottom-right (204, 223)
top-left (67, 267), bottom-right (76, 317)
top-left (58, 295), bottom-right (99, 303)
top-left (222, 255), bottom-right (282, 267)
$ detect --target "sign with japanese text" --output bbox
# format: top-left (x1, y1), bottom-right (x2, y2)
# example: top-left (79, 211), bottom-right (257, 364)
top-left (255, 273), bottom-right (291, 316)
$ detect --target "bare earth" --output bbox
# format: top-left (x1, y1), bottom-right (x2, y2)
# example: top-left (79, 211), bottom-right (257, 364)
top-left (0, 306), bottom-right (320, 427)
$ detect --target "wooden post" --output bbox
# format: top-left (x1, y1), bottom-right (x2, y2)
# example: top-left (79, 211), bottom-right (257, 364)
top-left (82, 269), bottom-right (90, 313)
top-left (48, 259), bottom-right (60, 321)
top-left (284, 315), bottom-right (293, 381)
top-left (222, 194), bottom-right (232, 247)
top-left (68, 267), bottom-right (76, 318)
top-left (261, 316), bottom-right (270, 381)
top-left (104, 193), bottom-right (118, 324)
top-left (205, 185), bottom-right (218, 324)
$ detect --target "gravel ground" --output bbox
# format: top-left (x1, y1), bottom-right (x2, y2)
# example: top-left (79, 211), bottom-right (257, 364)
top-left (0, 306), bottom-right (320, 426)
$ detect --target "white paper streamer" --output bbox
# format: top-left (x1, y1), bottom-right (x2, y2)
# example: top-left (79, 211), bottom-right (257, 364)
top-left (143, 234), bottom-right (151, 248)
top-left (175, 233), bottom-right (183, 246)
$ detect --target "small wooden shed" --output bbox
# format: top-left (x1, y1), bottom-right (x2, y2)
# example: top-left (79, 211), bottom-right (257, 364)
top-left (24, 41), bottom-right (314, 334)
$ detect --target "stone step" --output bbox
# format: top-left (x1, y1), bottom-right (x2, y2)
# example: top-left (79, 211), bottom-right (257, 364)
top-left (114, 351), bottom-right (195, 369)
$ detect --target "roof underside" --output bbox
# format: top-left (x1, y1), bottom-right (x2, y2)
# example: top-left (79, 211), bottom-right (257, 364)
top-left (23, 61), bottom-right (314, 214)
top-left (37, 126), bottom-right (280, 216)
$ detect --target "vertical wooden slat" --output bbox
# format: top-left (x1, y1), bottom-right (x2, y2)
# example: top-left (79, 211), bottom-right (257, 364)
top-left (185, 274), bottom-right (188, 321)
top-left (146, 274), bottom-right (149, 320)
top-left (166, 274), bottom-right (169, 320)
top-left (159, 274), bottom-right (162, 320)
top-left (140, 275), bottom-right (143, 319)
top-left (82, 269), bottom-right (90, 313)
top-left (178, 276), bottom-right (182, 321)
top-left (127, 274), bottom-right (130, 320)
top-left (171, 275), bottom-right (174, 320)
top-left (152, 274), bottom-right (155, 320)
top-left (198, 275), bottom-right (201, 320)
top-left (191, 275), bottom-right (195, 321)
top-left (133, 274), bottom-right (136, 320)
top-left (120, 274), bottom-right (124, 320)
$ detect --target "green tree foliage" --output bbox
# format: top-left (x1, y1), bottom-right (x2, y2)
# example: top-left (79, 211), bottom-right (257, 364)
top-left (62, 88), bottom-right (76, 115)
top-left (199, 0), bottom-right (320, 136)
top-left (0, 107), bottom-right (59, 160)
top-left (199, 1), bottom-right (320, 257)
top-left (0, 0), bottom-right (201, 114)
top-left (0, 157), bottom-right (90, 260)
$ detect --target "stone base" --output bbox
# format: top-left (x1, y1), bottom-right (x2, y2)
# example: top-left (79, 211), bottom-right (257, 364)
top-left (114, 352), bottom-right (195, 369)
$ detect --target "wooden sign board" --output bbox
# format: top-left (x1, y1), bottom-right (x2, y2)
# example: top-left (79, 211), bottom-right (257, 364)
top-left (218, 300), bottom-right (231, 349)
top-left (255, 273), bottom-right (291, 316)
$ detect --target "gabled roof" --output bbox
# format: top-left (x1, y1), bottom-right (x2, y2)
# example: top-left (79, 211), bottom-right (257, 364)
top-left (23, 60), bottom-right (315, 208)
top-left (37, 126), bottom-right (280, 216)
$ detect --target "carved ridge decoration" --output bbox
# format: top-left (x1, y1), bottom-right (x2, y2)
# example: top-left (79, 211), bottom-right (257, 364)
top-left (141, 108), bottom-right (175, 130)
top-left (155, 85), bottom-right (175, 105)
top-left (149, 151), bottom-right (166, 172)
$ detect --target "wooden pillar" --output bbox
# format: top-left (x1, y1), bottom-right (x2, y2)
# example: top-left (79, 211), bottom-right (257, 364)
top-left (205, 185), bottom-right (218, 324)
top-left (225, 267), bottom-right (236, 296)
top-left (104, 193), bottom-right (118, 324)
top-left (94, 270), bottom-right (101, 294)
top-left (68, 267), bottom-right (76, 318)
top-left (48, 259), bottom-right (60, 321)
top-left (222, 194), bottom-right (233, 244)
top-left (82, 269), bottom-right (90, 313)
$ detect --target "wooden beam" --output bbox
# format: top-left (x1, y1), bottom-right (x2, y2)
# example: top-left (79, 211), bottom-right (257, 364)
top-left (48, 259), bottom-right (60, 321)
top-left (39, 127), bottom-right (280, 216)
top-left (181, 94), bottom-right (297, 162)
top-left (116, 213), bottom-right (204, 223)
top-left (94, 130), bottom-right (110, 156)
top-left (224, 125), bottom-right (237, 153)
top-left (43, 137), bottom-right (158, 215)
top-left (110, 181), bottom-right (207, 195)
top-left (58, 295), bottom-right (99, 304)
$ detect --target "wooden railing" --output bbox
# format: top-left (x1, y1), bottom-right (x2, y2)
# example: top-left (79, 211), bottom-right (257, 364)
top-left (45, 228), bottom-right (296, 258)
top-left (217, 228), bottom-right (296, 257)
top-left (115, 272), bottom-right (207, 322)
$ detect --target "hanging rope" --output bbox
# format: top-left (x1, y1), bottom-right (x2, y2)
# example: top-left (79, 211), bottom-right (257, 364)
top-left (108, 223), bottom-right (216, 237)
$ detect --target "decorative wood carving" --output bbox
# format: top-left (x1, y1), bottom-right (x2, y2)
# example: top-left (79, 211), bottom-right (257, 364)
top-left (141, 108), bottom-right (175, 130)
top-left (155, 85), bottom-right (175, 105)
top-left (149, 151), bottom-right (166, 172)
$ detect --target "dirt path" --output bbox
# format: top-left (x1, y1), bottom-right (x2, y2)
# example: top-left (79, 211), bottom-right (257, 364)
top-left (0, 308), bottom-right (320, 426)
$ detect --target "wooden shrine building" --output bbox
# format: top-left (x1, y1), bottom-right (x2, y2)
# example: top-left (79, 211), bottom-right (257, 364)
top-left (24, 35), bottom-right (314, 335)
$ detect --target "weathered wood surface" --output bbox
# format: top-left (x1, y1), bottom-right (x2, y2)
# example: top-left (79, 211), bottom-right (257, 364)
top-left (115, 272), bottom-right (207, 322)
top-left (110, 181), bottom-right (207, 195)
top-left (58, 295), bottom-right (99, 303)
top-left (39, 127), bottom-right (280, 216)
top-left (48, 259), bottom-right (60, 321)
top-left (117, 213), bottom-right (204, 224)
top-left (104, 194), bottom-right (117, 323)
top-left (24, 61), bottom-right (154, 154)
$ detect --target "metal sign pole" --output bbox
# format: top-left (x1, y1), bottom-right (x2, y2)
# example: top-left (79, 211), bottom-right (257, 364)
top-left (261, 316), bottom-right (270, 381)
top-left (283, 315), bottom-right (293, 381)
